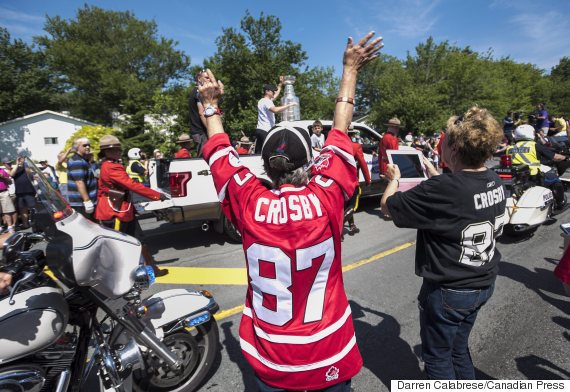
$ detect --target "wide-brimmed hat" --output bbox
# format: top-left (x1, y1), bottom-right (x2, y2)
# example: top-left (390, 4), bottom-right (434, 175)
top-left (99, 135), bottom-right (122, 150)
top-left (385, 117), bottom-right (401, 128)
top-left (176, 133), bottom-right (192, 144)
top-left (262, 125), bottom-right (312, 170)
top-left (240, 136), bottom-right (252, 145)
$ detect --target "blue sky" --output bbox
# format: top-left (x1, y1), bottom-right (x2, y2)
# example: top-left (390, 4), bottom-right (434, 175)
top-left (1, 0), bottom-right (569, 76)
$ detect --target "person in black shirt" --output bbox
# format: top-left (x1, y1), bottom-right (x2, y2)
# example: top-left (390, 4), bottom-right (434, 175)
top-left (381, 106), bottom-right (506, 380)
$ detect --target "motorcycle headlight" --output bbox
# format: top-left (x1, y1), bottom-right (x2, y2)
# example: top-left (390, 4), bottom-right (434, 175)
top-left (132, 265), bottom-right (156, 290)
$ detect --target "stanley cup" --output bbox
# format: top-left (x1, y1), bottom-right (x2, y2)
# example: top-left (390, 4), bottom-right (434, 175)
top-left (281, 75), bottom-right (301, 122)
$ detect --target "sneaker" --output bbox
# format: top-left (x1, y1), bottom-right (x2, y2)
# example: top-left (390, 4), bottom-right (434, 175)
top-left (7, 226), bottom-right (15, 234)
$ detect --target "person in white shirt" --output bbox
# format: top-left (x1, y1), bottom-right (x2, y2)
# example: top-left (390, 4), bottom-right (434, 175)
top-left (310, 120), bottom-right (325, 152)
top-left (254, 78), bottom-right (297, 153)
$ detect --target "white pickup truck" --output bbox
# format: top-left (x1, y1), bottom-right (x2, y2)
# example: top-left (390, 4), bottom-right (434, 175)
top-left (141, 120), bottom-right (388, 242)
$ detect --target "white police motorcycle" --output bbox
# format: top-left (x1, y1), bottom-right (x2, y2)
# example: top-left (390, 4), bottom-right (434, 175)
top-left (0, 158), bottom-right (219, 391)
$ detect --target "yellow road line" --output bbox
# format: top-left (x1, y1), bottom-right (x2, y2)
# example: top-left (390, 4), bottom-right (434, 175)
top-left (342, 241), bottom-right (415, 273)
top-left (156, 267), bottom-right (247, 285)
top-left (213, 240), bottom-right (415, 321)
top-left (45, 241), bottom-right (415, 322)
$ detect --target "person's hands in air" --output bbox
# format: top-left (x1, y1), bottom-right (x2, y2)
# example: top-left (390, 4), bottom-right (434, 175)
top-left (343, 32), bottom-right (384, 72)
top-left (198, 69), bottom-right (224, 107)
top-left (385, 164), bottom-right (401, 182)
top-left (0, 272), bottom-right (13, 295)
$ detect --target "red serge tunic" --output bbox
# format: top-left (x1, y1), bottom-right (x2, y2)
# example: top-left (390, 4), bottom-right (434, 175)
top-left (352, 142), bottom-right (371, 185)
top-left (378, 132), bottom-right (398, 174)
top-left (203, 130), bottom-right (363, 390)
top-left (95, 160), bottom-right (161, 222)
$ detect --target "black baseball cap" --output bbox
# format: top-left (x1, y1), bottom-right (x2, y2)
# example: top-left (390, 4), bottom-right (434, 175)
top-left (263, 83), bottom-right (278, 92)
top-left (262, 125), bottom-right (312, 170)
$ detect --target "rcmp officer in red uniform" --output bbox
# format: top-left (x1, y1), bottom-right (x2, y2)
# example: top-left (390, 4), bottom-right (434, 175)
top-left (95, 135), bottom-right (169, 276)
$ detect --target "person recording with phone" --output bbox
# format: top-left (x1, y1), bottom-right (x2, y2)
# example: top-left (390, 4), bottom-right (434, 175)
top-left (381, 107), bottom-right (507, 380)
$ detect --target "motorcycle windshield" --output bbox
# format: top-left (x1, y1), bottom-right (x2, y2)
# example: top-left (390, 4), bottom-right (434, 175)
top-left (24, 157), bottom-right (74, 224)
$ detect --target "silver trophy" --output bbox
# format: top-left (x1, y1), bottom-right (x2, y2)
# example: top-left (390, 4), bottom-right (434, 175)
top-left (281, 75), bottom-right (300, 122)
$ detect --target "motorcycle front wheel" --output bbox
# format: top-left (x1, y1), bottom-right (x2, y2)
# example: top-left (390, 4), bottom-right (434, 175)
top-left (133, 319), bottom-right (219, 392)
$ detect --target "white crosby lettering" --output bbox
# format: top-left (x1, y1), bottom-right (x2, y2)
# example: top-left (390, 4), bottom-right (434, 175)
top-left (288, 195), bottom-right (302, 221)
top-left (308, 193), bottom-right (323, 217)
top-left (480, 192), bottom-right (489, 208)
top-left (299, 196), bottom-right (313, 219)
top-left (254, 198), bottom-right (269, 221)
top-left (266, 199), bottom-right (282, 224)
top-left (279, 198), bottom-right (288, 224)
top-left (474, 186), bottom-right (505, 210)
top-left (253, 193), bottom-right (324, 224)
top-left (474, 194), bottom-right (482, 209)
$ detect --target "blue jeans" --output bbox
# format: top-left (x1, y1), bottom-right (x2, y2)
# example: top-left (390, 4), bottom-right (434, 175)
top-left (418, 280), bottom-right (495, 380)
top-left (255, 377), bottom-right (351, 392)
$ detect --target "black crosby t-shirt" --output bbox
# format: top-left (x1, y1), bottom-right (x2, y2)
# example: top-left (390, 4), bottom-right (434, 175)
top-left (387, 169), bottom-right (507, 288)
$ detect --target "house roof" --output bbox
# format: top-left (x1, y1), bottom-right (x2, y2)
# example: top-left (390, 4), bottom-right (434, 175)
top-left (0, 110), bottom-right (97, 127)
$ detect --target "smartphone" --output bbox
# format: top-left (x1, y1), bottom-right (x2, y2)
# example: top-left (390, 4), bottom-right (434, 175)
top-left (560, 223), bottom-right (570, 235)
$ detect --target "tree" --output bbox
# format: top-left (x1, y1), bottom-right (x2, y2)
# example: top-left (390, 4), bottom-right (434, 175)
top-left (64, 125), bottom-right (118, 158)
top-left (550, 57), bottom-right (570, 116)
top-left (0, 28), bottom-right (63, 122)
top-left (36, 5), bottom-right (190, 129)
top-left (197, 11), bottom-right (336, 138)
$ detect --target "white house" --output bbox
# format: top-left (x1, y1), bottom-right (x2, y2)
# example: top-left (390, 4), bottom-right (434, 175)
top-left (0, 110), bottom-right (97, 163)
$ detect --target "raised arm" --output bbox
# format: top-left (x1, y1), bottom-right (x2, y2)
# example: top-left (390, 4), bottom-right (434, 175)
top-left (198, 70), bottom-right (225, 138)
top-left (333, 32), bottom-right (383, 133)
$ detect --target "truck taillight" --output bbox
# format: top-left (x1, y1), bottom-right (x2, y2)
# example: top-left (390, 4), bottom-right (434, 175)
top-left (169, 172), bottom-right (192, 197)
top-left (500, 154), bottom-right (512, 166)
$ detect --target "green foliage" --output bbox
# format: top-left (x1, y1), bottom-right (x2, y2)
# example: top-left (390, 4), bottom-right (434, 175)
top-left (195, 11), bottom-right (336, 140)
top-left (0, 28), bottom-right (64, 122)
top-left (550, 57), bottom-right (570, 116)
top-left (357, 36), bottom-right (565, 135)
top-left (36, 5), bottom-right (190, 128)
top-left (64, 125), bottom-right (117, 158)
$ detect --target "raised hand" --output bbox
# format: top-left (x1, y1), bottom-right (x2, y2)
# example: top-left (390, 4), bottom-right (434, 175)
top-left (198, 69), bottom-right (224, 107)
top-left (343, 32), bottom-right (384, 71)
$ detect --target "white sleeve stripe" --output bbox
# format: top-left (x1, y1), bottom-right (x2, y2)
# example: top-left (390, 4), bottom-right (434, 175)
top-left (243, 305), bottom-right (351, 344)
top-left (208, 146), bottom-right (237, 167)
top-left (217, 180), bottom-right (229, 202)
top-left (321, 145), bottom-right (356, 167)
top-left (240, 335), bottom-right (356, 372)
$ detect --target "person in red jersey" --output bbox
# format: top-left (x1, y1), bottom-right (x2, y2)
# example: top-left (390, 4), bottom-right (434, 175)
top-left (199, 32), bottom-right (383, 392)
top-left (378, 117), bottom-right (401, 175)
top-left (95, 135), bottom-right (170, 276)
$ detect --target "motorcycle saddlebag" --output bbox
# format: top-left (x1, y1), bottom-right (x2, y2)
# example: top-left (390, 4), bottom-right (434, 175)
top-left (0, 287), bottom-right (69, 364)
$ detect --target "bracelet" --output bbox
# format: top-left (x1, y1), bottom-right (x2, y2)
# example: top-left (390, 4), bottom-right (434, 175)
top-left (391, 179), bottom-right (399, 187)
top-left (336, 96), bottom-right (354, 105)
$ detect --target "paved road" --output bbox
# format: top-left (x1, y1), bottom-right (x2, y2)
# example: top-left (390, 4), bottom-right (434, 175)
top-left (141, 197), bottom-right (570, 391)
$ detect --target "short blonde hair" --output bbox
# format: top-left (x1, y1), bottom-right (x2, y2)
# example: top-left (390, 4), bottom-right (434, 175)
top-left (446, 106), bottom-right (502, 167)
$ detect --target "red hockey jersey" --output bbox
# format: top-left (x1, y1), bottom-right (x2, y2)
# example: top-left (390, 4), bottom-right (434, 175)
top-left (203, 129), bottom-right (363, 390)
